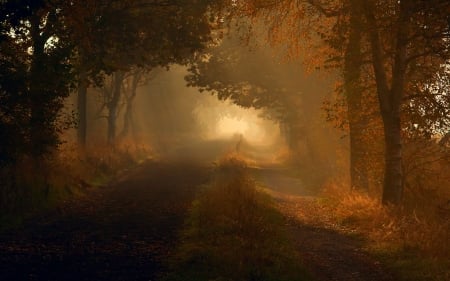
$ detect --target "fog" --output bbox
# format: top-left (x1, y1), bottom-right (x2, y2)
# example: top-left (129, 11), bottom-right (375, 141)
top-left (67, 33), bottom-right (342, 174)
top-left (133, 66), bottom-right (284, 163)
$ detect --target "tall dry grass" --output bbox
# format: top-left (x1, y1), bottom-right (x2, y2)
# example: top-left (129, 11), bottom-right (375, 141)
top-left (167, 154), bottom-right (312, 281)
top-left (0, 139), bottom-right (152, 229)
top-left (306, 138), bottom-right (450, 280)
top-left (321, 186), bottom-right (449, 280)
top-left (326, 139), bottom-right (448, 247)
top-left (319, 149), bottom-right (449, 280)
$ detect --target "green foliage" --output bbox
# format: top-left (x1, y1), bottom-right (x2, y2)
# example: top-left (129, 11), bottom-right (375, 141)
top-left (166, 156), bottom-right (311, 281)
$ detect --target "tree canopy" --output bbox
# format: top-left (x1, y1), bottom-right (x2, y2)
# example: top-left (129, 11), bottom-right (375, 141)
top-left (0, 0), bottom-right (222, 163)
top-left (210, 0), bottom-right (450, 204)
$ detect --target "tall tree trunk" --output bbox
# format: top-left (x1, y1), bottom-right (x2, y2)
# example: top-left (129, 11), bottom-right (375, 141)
top-left (381, 111), bottom-right (403, 204)
top-left (120, 71), bottom-right (141, 140)
top-left (121, 100), bottom-right (133, 139)
top-left (345, 0), bottom-right (368, 191)
top-left (107, 71), bottom-right (125, 146)
top-left (77, 67), bottom-right (88, 149)
top-left (29, 13), bottom-right (48, 159)
top-left (363, 0), bottom-right (409, 205)
top-left (381, 0), bottom-right (408, 205)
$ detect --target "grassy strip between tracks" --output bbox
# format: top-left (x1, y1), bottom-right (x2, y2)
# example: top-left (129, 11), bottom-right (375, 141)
top-left (164, 155), bottom-right (312, 281)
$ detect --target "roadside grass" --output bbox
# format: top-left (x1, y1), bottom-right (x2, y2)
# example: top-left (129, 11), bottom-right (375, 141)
top-left (372, 245), bottom-right (450, 281)
top-left (0, 140), bottom-right (151, 231)
top-left (317, 180), bottom-right (450, 281)
top-left (165, 154), bottom-right (312, 281)
top-left (259, 157), bottom-right (449, 281)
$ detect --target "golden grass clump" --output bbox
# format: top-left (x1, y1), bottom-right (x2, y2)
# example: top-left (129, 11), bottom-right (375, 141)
top-left (323, 181), bottom-right (449, 256)
top-left (319, 179), bottom-right (450, 281)
top-left (167, 155), bottom-right (311, 281)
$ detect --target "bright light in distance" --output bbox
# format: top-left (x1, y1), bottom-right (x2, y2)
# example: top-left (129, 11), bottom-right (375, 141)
top-left (216, 117), bottom-right (249, 135)
top-left (194, 95), bottom-right (280, 145)
top-left (214, 115), bottom-right (276, 145)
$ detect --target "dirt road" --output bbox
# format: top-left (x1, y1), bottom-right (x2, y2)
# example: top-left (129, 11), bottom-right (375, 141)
top-left (0, 157), bottom-right (396, 281)
top-left (0, 161), bottom-right (210, 281)
top-left (252, 166), bottom-right (396, 281)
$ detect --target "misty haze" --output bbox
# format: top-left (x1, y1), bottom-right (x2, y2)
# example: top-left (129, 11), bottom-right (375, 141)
top-left (1, 1), bottom-right (449, 281)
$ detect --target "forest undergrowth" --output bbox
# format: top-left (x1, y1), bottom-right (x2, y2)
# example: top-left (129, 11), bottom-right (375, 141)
top-left (165, 154), bottom-right (312, 281)
top-left (322, 190), bottom-right (449, 281)
top-left (0, 139), bottom-right (151, 230)
top-left (301, 168), bottom-right (450, 281)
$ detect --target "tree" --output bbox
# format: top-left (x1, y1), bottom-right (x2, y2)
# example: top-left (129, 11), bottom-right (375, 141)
top-left (187, 35), bottom-right (338, 182)
top-left (361, 0), bottom-right (450, 204)
top-left (222, 0), bottom-right (375, 191)
top-left (119, 69), bottom-right (144, 141)
top-left (119, 67), bottom-right (163, 141)
top-left (63, 0), bottom-right (221, 147)
top-left (226, 0), bottom-right (450, 204)
top-left (186, 38), bottom-right (304, 143)
top-left (0, 0), bottom-right (73, 164)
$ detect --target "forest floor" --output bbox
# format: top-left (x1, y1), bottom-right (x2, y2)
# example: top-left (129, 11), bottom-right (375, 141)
top-left (0, 158), bottom-right (397, 281)
top-left (251, 167), bottom-right (396, 281)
